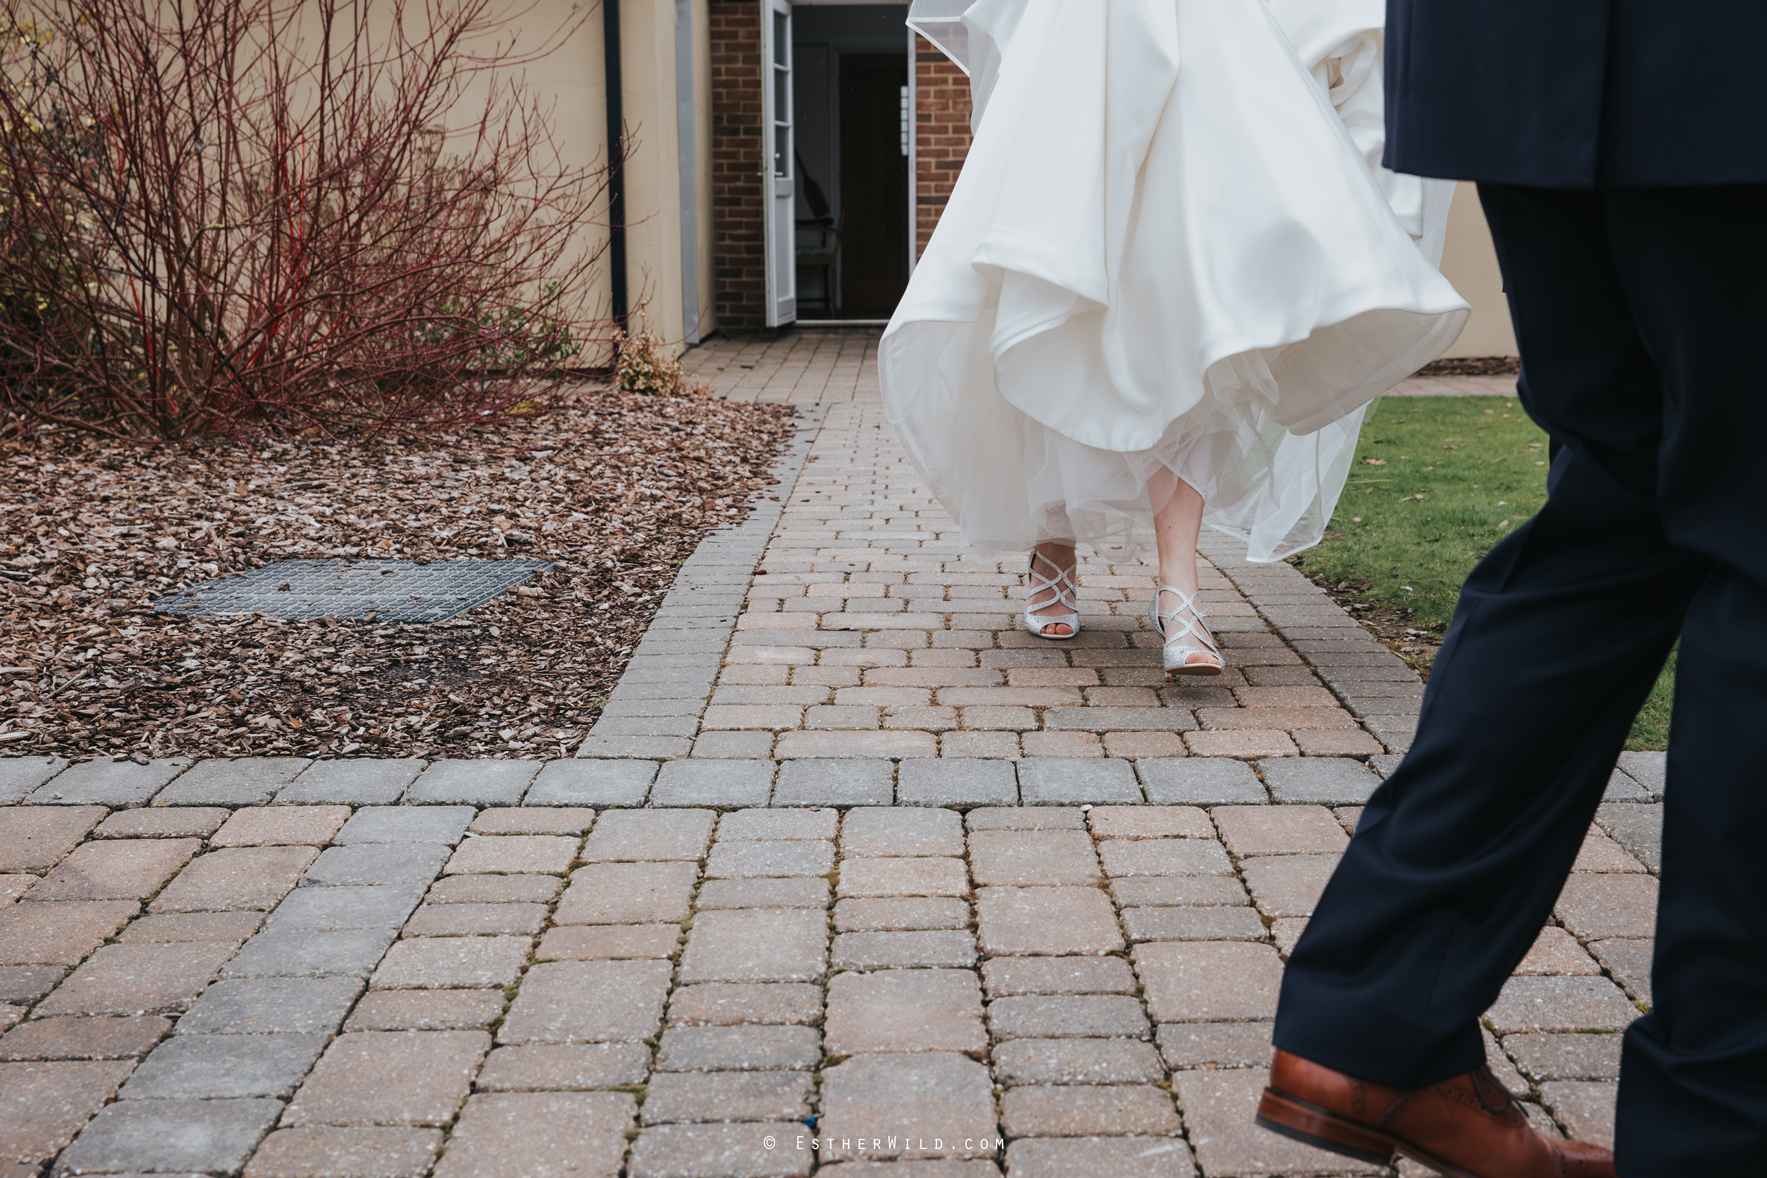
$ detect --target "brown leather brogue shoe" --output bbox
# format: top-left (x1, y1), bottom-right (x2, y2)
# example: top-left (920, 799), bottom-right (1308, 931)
top-left (1256, 1049), bottom-right (1617, 1178)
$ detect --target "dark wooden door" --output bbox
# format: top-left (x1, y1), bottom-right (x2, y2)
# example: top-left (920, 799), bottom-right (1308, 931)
top-left (839, 53), bottom-right (910, 316)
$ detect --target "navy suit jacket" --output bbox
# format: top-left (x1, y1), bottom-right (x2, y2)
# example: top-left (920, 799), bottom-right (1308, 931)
top-left (1385, 0), bottom-right (1767, 188)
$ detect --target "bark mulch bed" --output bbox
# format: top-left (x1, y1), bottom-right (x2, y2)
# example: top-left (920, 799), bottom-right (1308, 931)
top-left (1, 386), bottom-right (794, 762)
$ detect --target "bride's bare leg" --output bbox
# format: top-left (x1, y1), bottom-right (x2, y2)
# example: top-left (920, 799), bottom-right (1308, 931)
top-left (1152, 479), bottom-right (1223, 672)
top-left (1029, 542), bottom-right (1078, 637)
top-left (1152, 480), bottom-right (1204, 598)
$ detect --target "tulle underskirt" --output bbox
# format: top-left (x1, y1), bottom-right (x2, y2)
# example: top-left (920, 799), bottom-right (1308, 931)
top-left (885, 315), bottom-right (1390, 563)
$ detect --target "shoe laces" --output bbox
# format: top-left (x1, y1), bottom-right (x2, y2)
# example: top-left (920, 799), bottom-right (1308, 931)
top-left (1469, 1067), bottom-right (1513, 1115)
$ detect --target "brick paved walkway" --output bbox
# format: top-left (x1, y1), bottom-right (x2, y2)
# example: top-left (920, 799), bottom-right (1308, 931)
top-left (0, 332), bottom-right (1658, 1177)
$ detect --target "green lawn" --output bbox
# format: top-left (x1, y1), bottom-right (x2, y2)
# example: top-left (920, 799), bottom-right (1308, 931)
top-left (1291, 394), bottom-right (1672, 750)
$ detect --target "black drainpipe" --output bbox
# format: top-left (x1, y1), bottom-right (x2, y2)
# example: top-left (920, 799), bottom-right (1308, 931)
top-left (604, 0), bottom-right (628, 329)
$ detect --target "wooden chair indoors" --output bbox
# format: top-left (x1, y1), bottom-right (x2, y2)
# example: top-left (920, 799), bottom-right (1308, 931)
top-left (795, 151), bottom-right (842, 314)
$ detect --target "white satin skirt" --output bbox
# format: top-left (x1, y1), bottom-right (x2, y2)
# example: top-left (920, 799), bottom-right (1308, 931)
top-left (879, 0), bottom-right (1470, 561)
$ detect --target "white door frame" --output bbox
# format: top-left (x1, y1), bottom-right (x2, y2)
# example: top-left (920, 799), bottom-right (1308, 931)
top-left (761, 0), bottom-right (797, 326)
top-left (906, 23), bottom-right (917, 276)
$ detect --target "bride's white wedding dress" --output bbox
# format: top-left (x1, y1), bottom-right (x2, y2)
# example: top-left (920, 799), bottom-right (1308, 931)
top-left (882, 0), bottom-right (1469, 562)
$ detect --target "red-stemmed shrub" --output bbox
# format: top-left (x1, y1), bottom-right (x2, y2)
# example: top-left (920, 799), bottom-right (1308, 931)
top-left (0, 0), bottom-right (610, 439)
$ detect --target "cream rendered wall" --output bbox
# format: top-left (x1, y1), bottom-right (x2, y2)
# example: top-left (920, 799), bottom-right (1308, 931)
top-left (692, 0), bottom-right (717, 339)
top-left (616, 0), bottom-right (688, 348)
top-left (503, 0), bottom-right (708, 360)
top-left (1436, 180), bottom-right (1518, 358)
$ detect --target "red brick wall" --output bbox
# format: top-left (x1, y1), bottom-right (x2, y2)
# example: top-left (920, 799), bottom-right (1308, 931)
top-left (915, 46), bottom-right (973, 258)
top-left (710, 1), bottom-right (767, 330)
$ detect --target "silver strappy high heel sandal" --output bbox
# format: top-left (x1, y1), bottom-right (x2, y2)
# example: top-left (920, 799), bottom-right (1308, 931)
top-left (1023, 552), bottom-right (1082, 641)
top-left (1149, 584), bottom-right (1224, 676)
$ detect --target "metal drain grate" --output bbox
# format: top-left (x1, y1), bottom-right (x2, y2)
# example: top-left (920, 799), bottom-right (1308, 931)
top-left (152, 559), bottom-right (554, 623)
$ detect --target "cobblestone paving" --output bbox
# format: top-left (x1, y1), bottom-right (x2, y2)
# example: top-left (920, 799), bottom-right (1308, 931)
top-left (0, 333), bottom-right (1658, 1177)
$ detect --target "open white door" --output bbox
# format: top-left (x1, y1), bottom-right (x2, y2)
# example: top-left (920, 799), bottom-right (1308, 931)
top-left (761, 0), bottom-right (796, 326)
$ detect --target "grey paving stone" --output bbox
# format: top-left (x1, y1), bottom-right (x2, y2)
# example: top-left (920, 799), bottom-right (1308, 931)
top-left (1590, 939), bottom-right (1654, 1005)
top-left (1594, 803), bottom-right (1662, 872)
top-left (345, 990), bottom-right (508, 1033)
top-left (498, 960), bottom-right (672, 1045)
top-left (654, 1025), bottom-right (822, 1072)
top-left (665, 983), bottom-right (823, 1029)
top-left (153, 758), bottom-right (310, 806)
top-left (987, 995), bottom-right (1150, 1040)
top-left (816, 1053), bottom-right (996, 1163)
top-left (1121, 906), bottom-right (1269, 942)
top-left (1369, 754), bottom-right (1405, 778)
top-left (432, 1092), bottom-right (634, 1178)
top-left (696, 878), bottom-right (830, 911)
top-left (245, 1126), bottom-right (444, 1178)
top-left (371, 935), bottom-right (531, 990)
top-left (640, 1071), bottom-right (813, 1125)
top-left (527, 759), bottom-right (655, 806)
top-left (428, 874), bottom-right (562, 905)
top-left (405, 759), bottom-right (539, 806)
top-left (1157, 1021), bottom-right (1275, 1070)
top-left (1109, 876), bottom-right (1250, 908)
top-left (1006, 1136), bottom-right (1194, 1178)
top-left (1258, 757), bottom-right (1380, 804)
top-left (840, 807), bottom-right (965, 857)
top-left (1330, 678), bottom-right (1425, 698)
top-left (610, 677), bottom-right (716, 701)
top-left (590, 716), bottom-right (699, 738)
top-left (1505, 1032), bottom-right (1624, 1082)
top-left (575, 735), bottom-right (694, 759)
top-left (981, 957), bottom-right (1138, 998)
top-left (1010, 1080), bottom-right (1173, 1137)
top-left (58, 1097), bottom-right (284, 1174)
top-left (679, 909), bottom-right (828, 984)
top-left (895, 758), bottom-right (1019, 807)
top-left (277, 758), bottom-right (425, 805)
top-left (580, 810), bottom-right (716, 863)
top-left (1603, 768), bottom-right (1650, 801)
top-left (717, 809), bottom-right (839, 841)
top-left (618, 655), bottom-right (728, 678)
top-left (0, 965), bottom-right (66, 1004)
top-left (1302, 650), bottom-right (1410, 668)
top-left (629, 1122), bottom-right (814, 1178)
top-left (300, 843), bottom-right (450, 887)
top-left (1485, 976), bottom-right (1641, 1034)
top-left (1343, 695), bottom-right (1421, 719)
top-left (830, 930), bottom-right (976, 970)
top-left (690, 731), bottom-right (777, 759)
top-left (1017, 758), bottom-right (1143, 805)
top-left (177, 977), bottom-right (364, 1036)
top-left (1137, 758), bottom-right (1268, 805)
top-left (120, 1032), bottom-right (329, 1099)
top-left (993, 1039), bottom-right (1166, 1086)
top-left (601, 698), bottom-right (707, 719)
top-left (26, 756), bottom-right (190, 807)
top-left (333, 806), bottom-right (476, 846)
top-left (1044, 706), bottom-right (1199, 732)
top-left (265, 883), bottom-right (429, 931)
top-left (772, 759), bottom-right (893, 806)
top-left (705, 840), bottom-right (835, 879)
top-left (401, 901), bottom-right (550, 938)
top-left (221, 927), bottom-right (397, 978)
top-left (652, 760), bottom-right (776, 807)
top-left (1615, 751), bottom-right (1666, 796)
top-left (0, 756), bottom-right (68, 804)
top-left (966, 807), bottom-right (1086, 831)
top-left (475, 1043), bottom-right (652, 1091)
top-left (1360, 716), bottom-right (1416, 750)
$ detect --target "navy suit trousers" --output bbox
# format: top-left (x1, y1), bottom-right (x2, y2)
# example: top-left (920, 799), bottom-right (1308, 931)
top-left (1272, 183), bottom-right (1767, 1173)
